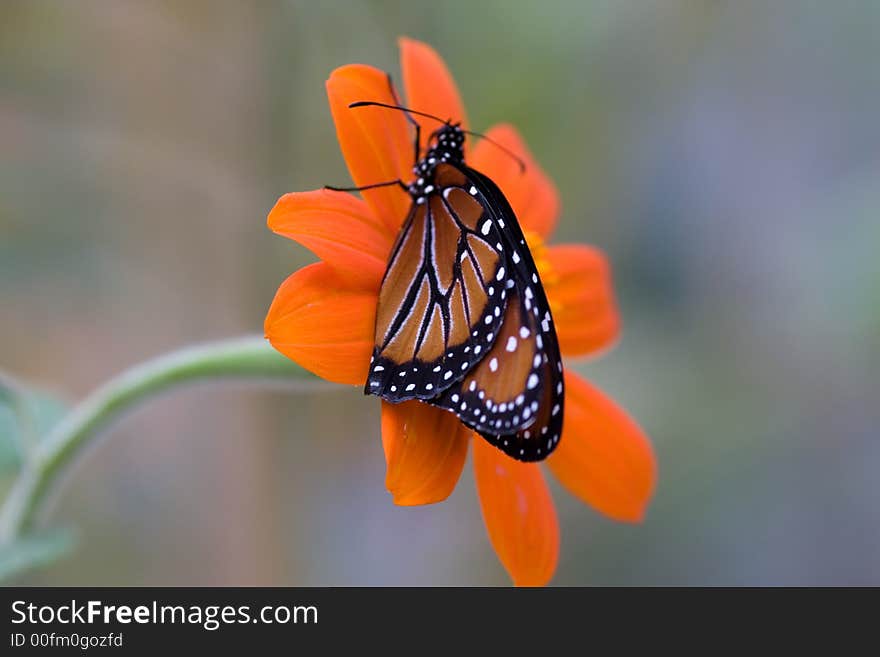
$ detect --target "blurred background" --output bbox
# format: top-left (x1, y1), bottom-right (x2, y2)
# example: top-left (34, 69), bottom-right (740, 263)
top-left (2, 0), bottom-right (878, 585)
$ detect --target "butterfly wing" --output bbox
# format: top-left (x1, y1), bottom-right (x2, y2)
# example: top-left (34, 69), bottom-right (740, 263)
top-left (428, 166), bottom-right (564, 462)
top-left (365, 164), bottom-right (512, 401)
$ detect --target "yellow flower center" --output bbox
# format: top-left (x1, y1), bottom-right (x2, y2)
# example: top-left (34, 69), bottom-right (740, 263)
top-left (523, 231), bottom-right (561, 314)
top-left (524, 230), bottom-right (570, 320)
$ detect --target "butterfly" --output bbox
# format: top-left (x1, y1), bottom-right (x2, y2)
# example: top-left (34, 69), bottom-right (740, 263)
top-left (327, 83), bottom-right (564, 462)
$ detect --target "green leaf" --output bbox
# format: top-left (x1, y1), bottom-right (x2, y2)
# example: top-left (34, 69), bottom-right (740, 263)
top-left (0, 528), bottom-right (77, 582)
top-left (0, 383), bottom-right (69, 474)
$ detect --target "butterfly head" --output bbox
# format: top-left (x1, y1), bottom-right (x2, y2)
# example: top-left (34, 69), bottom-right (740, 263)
top-left (408, 124), bottom-right (465, 199)
top-left (432, 123), bottom-right (465, 156)
top-left (417, 124), bottom-right (464, 169)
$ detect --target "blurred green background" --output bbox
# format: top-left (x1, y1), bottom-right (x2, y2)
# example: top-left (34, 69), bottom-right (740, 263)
top-left (2, 0), bottom-right (879, 585)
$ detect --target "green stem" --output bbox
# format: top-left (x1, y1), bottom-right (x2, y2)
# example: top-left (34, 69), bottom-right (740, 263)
top-left (0, 372), bottom-right (39, 461)
top-left (0, 336), bottom-right (314, 543)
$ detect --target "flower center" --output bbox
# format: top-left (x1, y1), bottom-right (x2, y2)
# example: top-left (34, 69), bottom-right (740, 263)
top-left (524, 230), bottom-right (562, 314)
top-left (524, 230), bottom-right (556, 284)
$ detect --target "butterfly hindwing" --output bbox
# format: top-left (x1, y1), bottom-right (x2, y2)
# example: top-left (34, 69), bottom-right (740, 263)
top-left (429, 166), bottom-right (565, 462)
top-left (366, 164), bottom-right (511, 401)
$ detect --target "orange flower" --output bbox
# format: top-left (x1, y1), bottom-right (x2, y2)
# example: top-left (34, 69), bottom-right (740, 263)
top-left (265, 38), bottom-right (656, 585)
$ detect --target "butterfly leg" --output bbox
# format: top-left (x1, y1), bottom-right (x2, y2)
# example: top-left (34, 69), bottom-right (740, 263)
top-left (386, 73), bottom-right (422, 166)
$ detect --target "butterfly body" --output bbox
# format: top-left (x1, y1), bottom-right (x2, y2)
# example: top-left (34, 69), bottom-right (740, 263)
top-left (363, 121), bottom-right (564, 462)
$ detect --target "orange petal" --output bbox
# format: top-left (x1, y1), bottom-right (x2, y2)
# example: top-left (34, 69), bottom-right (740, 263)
top-left (326, 64), bottom-right (413, 234)
top-left (400, 37), bottom-right (468, 153)
top-left (473, 439), bottom-right (559, 586)
top-left (470, 124), bottom-right (559, 240)
top-left (381, 401), bottom-right (470, 506)
top-left (544, 244), bottom-right (621, 358)
top-left (264, 262), bottom-right (376, 385)
top-left (548, 371), bottom-right (656, 523)
top-left (268, 189), bottom-right (393, 289)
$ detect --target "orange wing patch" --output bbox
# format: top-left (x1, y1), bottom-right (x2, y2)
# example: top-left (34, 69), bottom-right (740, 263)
top-left (416, 303), bottom-right (445, 362)
top-left (375, 205), bottom-right (426, 343)
top-left (459, 253), bottom-right (488, 320)
top-left (380, 275), bottom-right (431, 363)
top-left (434, 163), bottom-right (466, 188)
top-left (443, 187), bottom-right (482, 230)
top-left (447, 281), bottom-right (471, 346)
top-left (430, 196), bottom-right (459, 293)
top-left (466, 234), bottom-right (500, 283)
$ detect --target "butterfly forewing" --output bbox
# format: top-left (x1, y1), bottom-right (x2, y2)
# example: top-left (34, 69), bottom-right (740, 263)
top-left (366, 164), bottom-right (511, 401)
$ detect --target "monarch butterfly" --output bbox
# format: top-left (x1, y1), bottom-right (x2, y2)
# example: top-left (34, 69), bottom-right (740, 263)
top-left (328, 82), bottom-right (564, 462)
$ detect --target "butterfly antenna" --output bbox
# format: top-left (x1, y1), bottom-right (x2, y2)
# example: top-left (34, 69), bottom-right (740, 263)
top-left (348, 101), bottom-right (448, 126)
top-left (349, 100), bottom-right (527, 173)
top-left (463, 130), bottom-right (526, 173)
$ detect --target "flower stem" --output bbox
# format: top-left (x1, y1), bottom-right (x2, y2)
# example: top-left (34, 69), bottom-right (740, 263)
top-left (0, 336), bottom-right (313, 544)
top-left (0, 372), bottom-right (39, 462)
